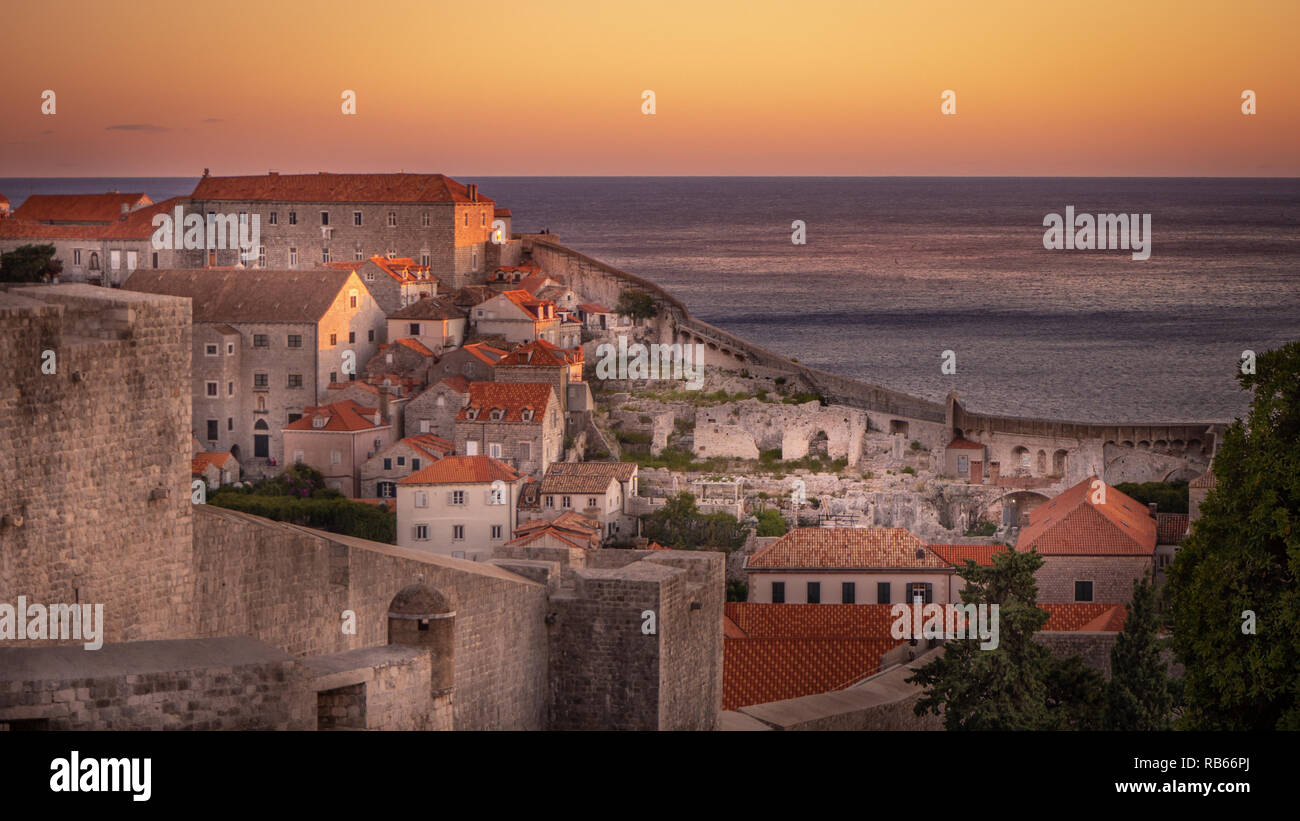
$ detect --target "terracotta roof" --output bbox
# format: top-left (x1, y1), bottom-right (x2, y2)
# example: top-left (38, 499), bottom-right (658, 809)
top-left (929, 544), bottom-right (1003, 567)
top-left (508, 511), bottom-right (600, 550)
top-left (457, 382), bottom-right (553, 423)
top-left (946, 437), bottom-right (985, 450)
top-left (452, 285), bottom-right (496, 308)
top-left (425, 375), bottom-right (470, 394)
top-left (1015, 476), bottom-right (1157, 556)
top-left (539, 461), bottom-right (636, 494)
top-left (459, 342), bottom-right (506, 365)
top-left (500, 289), bottom-right (554, 320)
top-left (0, 218), bottom-right (107, 239)
top-left (723, 637), bottom-right (901, 711)
top-left (124, 268), bottom-right (355, 323)
top-left (1155, 512), bottom-right (1189, 545)
top-left (748, 528), bottom-right (949, 570)
top-left (725, 602), bottom-right (901, 639)
top-left (284, 400), bottom-right (385, 433)
top-left (389, 296), bottom-right (465, 321)
top-left (402, 434), bottom-right (454, 461)
top-left (578, 303), bottom-right (612, 313)
top-left (191, 172), bottom-right (493, 205)
top-left (369, 256), bottom-right (437, 284)
top-left (399, 455), bottom-right (519, 485)
top-left (1189, 470), bottom-right (1217, 489)
top-left (191, 452), bottom-right (233, 475)
top-left (14, 192), bottom-right (151, 223)
top-left (0, 196), bottom-right (186, 241)
top-left (1040, 603), bottom-right (1128, 632)
top-left (497, 338), bottom-right (582, 368)
top-left (394, 338), bottom-right (436, 357)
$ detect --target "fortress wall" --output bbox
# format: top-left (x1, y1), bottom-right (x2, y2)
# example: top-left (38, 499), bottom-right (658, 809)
top-left (0, 285), bottom-right (195, 645)
top-left (192, 506), bottom-right (549, 730)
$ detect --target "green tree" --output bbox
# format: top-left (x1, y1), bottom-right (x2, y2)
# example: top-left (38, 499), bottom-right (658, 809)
top-left (754, 507), bottom-right (788, 537)
top-left (1166, 341), bottom-right (1300, 730)
top-left (0, 243), bottom-right (62, 283)
top-left (909, 548), bottom-right (1104, 730)
top-left (1106, 574), bottom-right (1173, 730)
top-left (642, 492), bottom-right (746, 551)
top-left (614, 289), bottom-right (659, 320)
top-left (1114, 481), bottom-right (1189, 514)
top-left (726, 580), bottom-right (748, 602)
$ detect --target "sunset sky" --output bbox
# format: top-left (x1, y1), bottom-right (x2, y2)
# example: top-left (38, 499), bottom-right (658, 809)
top-left (2, 0), bottom-right (1297, 177)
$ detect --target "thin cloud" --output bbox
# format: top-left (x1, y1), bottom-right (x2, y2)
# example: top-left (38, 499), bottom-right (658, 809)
top-left (105, 123), bottom-right (169, 132)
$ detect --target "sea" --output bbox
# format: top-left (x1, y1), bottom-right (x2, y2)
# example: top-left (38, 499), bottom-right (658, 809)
top-left (4, 176), bottom-right (1297, 423)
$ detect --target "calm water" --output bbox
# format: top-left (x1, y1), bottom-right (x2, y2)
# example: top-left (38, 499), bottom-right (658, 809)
top-left (5, 176), bottom-right (1297, 422)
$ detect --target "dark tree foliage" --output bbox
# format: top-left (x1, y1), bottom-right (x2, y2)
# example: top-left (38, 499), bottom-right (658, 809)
top-left (614, 289), bottom-right (659, 320)
top-left (642, 492), bottom-right (746, 551)
top-left (908, 548), bottom-right (1105, 730)
top-left (207, 464), bottom-right (392, 542)
top-left (1167, 341), bottom-right (1300, 730)
top-left (1106, 574), bottom-right (1173, 730)
top-left (1, 244), bottom-right (62, 283)
top-left (754, 507), bottom-right (788, 537)
top-left (1115, 481), bottom-right (1189, 514)
top-left (726, 580), bottom-right (748, 602)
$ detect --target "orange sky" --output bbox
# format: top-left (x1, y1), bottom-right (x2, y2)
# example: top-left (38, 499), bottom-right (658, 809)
top-left (1, 0), bottom-right (1297, 176)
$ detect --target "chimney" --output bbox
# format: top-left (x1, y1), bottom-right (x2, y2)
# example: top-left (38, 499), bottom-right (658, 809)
top-left (467, 184), bottom-right (478, 202)
top-left (1148, 502), bottom-right (1158, 518)
top-left (202, 168), bottom-right (210, 177)
top-left (379, 387), bottom-right (390, 423)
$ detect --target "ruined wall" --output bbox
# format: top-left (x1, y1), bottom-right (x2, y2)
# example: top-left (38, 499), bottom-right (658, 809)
top-left (691, 399), bottom-right (866, 465)
top-left (0, 285), bottom-right (194, 645)
top-left (192, 505), bottom-right (549, 730)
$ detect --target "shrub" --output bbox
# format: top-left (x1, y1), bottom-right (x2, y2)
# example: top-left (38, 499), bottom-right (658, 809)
top-left (755, 508), bottom-right (788, 537)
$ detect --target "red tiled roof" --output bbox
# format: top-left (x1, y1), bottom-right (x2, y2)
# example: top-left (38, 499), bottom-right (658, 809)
top-left (457, 382), bottom-right (553, 423)
top-left (460, 342), bottom-right (507, 365)
top-left (191, 172), bottom-right (493, 205)
top-left (748, 528), bottom-right (949, 570)
top-left (1189, 470), bottom-right (1217, 489)
top-left (427, 375), bottom-right (470, 394)
top-left (723, 637), bottom-right (901, 711)
top-left (946, 437), bottom-right (985, 450)
top-left (508, 511), bottom-right (600, 550)
top-left (1040, 603), bottom-right (1128, 632)
top-left (14, 192), bottom-right (152, 223)
top-left (500, 289), bottom-right (555, 320)
top-left (497, 338), bottom-right (582, 368)
top-left (402, 434), bottom-right (454, 461)
top-left (1015, 476), bottom-right (1157, 556)
top-left (284, 400), bottom-right (385, 433)
top-left (929, 544), bottom-right (1003, 567)
top-left (538, 461), bottom-right (636, 494)
top-left (725, 603), bottom-right (901, 639)
top-left (1156, 512), bottom-right (1189, 545)
top-left (399, 455), bottom-right (519, 485)
top-left (394, 338), bottom-right (436, 357)
top-left (390, 296), bottom-right (464, 321)
top-left (191, 452), bottom-right (233, 474)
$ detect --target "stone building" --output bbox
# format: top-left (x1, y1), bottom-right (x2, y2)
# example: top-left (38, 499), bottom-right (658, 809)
top-left (403, 376), bottom-right (470, 440)
top-left (493, 338), bottom-right (583, 415)
top-left (429, 341), bottom-right (504, 383)
top-left (360, 433), bottom-right (454, 499)
top-left (282, 400), bottom-right (395, 497)
top-left (328, 255), bottom-right (441, 318)
top-left (527, 461), bottom-right (640, 541)
top-left (366, 337), bottom-right (438, 385)
top-left (471, 289), bottom-right (559, 345)
top-left (386, 295), bottom-right (467, 352)
top-left (1014, 476), bottom-right (1156, 603)
top-left (0, 283), bottom-right (725, 731)
top-left (193, 451), bottom-right (239, 489)
top-left (185, 171), bottom-right (495, 288)
top-left (124, 267), bottom-right (386, 477)
top-left (454, 382), bottom-right (563, 478)
top-left (396, 455), bottom-right (525, 560)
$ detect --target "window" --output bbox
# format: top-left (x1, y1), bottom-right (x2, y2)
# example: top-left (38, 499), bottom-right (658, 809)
top-left (414, 491), bottom-right (428, 508)
top-left (561, 496), bottom-right (571, 508)
top-left (287, 374), bottom-right (303, 388)
top-left (1074, 581), bottom-right (1094, 602)
top-left (414, 524), bottom-right (429, 541)
top-left (387, 211), bottom-right (397, 227)
top-left (422, 211), bottom-right (430, 227)
top-left (420, 252), bottom-right (430, 267)
top-left (257, 246), bottom-right (266, 268)
top-left (206, 420), bottom-right (219, 440)
top-left (588, 497), bottom-right (598, 509)
top-left (269, 211), bottom-right (277, 226)
top-left (348, 331), bottom-right (355, 344)
top-left (322, 247), bottom-right (331, 263)
top-left (253, 334), bottom-right (268, 348)
top-left (491, 524), bottom-right (502, 540)
top-left (227, 342), bottom-right (234, 355)
top-left (287, 413), bottom-right (302, 425)
top-left (349, 290), bottom-right (358, 309)
top-left (289, 247), bottom-right (298, 266)
top-left (463, 212), bottom-right (468, 226)
top-left (110, 250), bottom-right (121, 270)
top-left (518, 442), bottom-right (531, 461)
top-left (227, 417), bottom-right (233, 430)
top-left (253, 373), bottom-right (268, 388)
top-left (472, 248), bottom-right (477, 270)
top-left (289, 211), bottom-right (297, 225)
top-left (411, 458), bottom-right (420, 471)
top-left (842, 582), bottom-right (856, 604)
top-left (408, 322), bottom-right (420, 336)
top-left (807, 582), bottom-right (821, 604)
top-left (379, 482), bottom-right (396, 498)
top-left (74, 249), bottom-right (82, 266)
top-left (330, 450), bottom-right (341, 465)
top-left (452, 525), bottom-right (465, 540)
top-left (329, 333), bottom-right (337, 346)
top-left (772, 582), bottom-right (785, 604)
top-left (287, 334), bottom-right (302, 348)
top-left (205, 343), bottom-right (219, 357)
top-left (909, 582), bottom-right (933, 604)
top-left (293, 450), bottom-right (303, 463)
top-left (228, 381), bottom-right (234, 396)
top-left (451, 490), bottom-right (465, 505)
top-left (355, 247), bottom-right (365, 261)
top-left (419, 420), bottom-right (430, 434)
top-left (545, 495), bottom-right (554, 508)
top-left (206, 381), bottom-right (218, 397)
top-left (353, 211), bottom-right (362, 226)
top-left (368, 329), bottom-right (374, 342)
top-left (481, 212), bottom-right (486, 227)
top-left (383, 458), bottom-right (392, 470)
top-left (488, 443), bottom-right (501, 458)
top-left (397, 456), bottom-right (405, 466)
top-left (465, 441), bottom-right (478, 456)
top-left (152, 252), bottom-right (158, 268)
top-left (320, 211), bottom-right (330, 226)
top-left (330, 371), bottom-right (337, 384)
